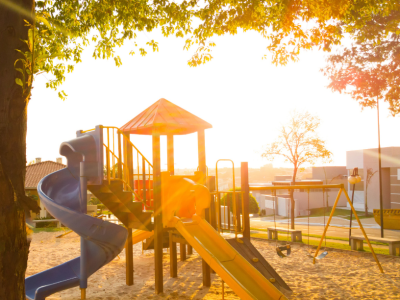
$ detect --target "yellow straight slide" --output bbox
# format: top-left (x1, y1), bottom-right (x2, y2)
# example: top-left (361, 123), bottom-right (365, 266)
top-left (173, 215), bottom-right (288, 300)
top-left (131, 229), bottom-right (153, 245)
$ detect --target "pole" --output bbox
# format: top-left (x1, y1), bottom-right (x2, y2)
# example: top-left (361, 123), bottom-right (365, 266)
top-left (80, 163), bottom-right (88, 298)
top-left (167, 135), bottom-right (174, 175)
top-left (377, 97), bottom-right (384, 238)
top-left (241, 162), bottom-right (250, 240)
top-left (152, 128), bottom-right (163, 293)
top-left (198, 130), bottom-right (211, 287)
top-left (348, 183), bottom-right (355, 245)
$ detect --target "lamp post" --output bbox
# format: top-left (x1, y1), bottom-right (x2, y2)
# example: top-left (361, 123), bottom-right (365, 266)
top-left (348, 168), bottom-right (361, 245)
top-left (377, 97), bottom-right (384, 238)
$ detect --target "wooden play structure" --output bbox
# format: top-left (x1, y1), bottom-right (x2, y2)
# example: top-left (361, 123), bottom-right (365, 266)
top-left (84, 99), bottom-right (292, 299)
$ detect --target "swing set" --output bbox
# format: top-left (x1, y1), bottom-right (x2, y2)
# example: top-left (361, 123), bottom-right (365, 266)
top-left (250, 183), bottom-right (384, 272)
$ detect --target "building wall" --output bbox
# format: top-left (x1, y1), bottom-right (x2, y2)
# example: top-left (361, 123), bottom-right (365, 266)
top-left (312, 166), bottom-right (347, 182)
top-left (390, 168), bottom-right (400, 209)
top-left (346, 147), bottom-right (400, 211)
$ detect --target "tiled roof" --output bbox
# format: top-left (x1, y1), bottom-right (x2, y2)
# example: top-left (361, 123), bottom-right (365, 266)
top-left (25, 161), bottom-right (66, 189)
top-left (120, 98), bottom-right (212, 135)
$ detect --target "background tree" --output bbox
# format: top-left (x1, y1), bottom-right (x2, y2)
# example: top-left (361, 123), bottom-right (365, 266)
top-left (365, 168), bottom-right (378, 217)
top-left (262, 111), bottom-right (332, 229)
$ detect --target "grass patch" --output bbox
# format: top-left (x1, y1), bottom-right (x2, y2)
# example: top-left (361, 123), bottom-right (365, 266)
top-left (297, 207), bottom-right (372, 220)
top-left (32, 227), bottom-right (69, 233)
top-left (250, 227), bottom-right (388, 246)
top-left (250, 233), bottom-right (390, 255)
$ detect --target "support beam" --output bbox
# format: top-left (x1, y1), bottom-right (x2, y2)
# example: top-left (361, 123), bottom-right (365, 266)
top-left (241, 162), bottom-right (250, 241)
top-left (180, 243), bottom-right (186, 261)
top-left (124, 134), bottom-right (134, 188)
top-left (123, 134), bottom-right (135, 286)
top-left (207, 176), bottom-right (217, 229)
top-left (169, 232), bottom-right (177, 278)
top-left (125, 229), bottom-right (133, 285)
top-left (197, 130), bottom-right (206, 181)
top-left (187, 244), bottom-right (193, 255)
top-left (198, 129), bottom-right (211, 287)
top-left (167, 134), bottom-right (174, 175)
top-left (153, 129), bottom-right (163, 294)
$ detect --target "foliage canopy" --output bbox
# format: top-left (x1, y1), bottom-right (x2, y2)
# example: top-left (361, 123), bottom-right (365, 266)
top-left (5, 0), bottom-right (399, 100)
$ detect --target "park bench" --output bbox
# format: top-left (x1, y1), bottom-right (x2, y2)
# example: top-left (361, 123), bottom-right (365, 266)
top-left (32, 219), bottom-right (61, 228)
top-left (350, 235), bottom-right (400, 256)
top-left (267, 227), bottom-right (302, 242)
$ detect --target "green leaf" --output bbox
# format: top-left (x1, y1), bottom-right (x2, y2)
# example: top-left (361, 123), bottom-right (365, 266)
top-left (36, 16), bottom-right (52, 30)
top-left (15, 78), bottom-right (24, 87)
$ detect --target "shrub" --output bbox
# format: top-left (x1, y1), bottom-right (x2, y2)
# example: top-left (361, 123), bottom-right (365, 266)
top-left (220, 187), bottom-right (260, 215)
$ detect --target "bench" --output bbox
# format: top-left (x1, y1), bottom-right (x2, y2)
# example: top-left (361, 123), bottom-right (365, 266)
top-left (350, 235), bottom-right (400, 256)
top-left (267, 227), bottom-right (302, 242)
top-left (32, 219), bottom-right (61, 228)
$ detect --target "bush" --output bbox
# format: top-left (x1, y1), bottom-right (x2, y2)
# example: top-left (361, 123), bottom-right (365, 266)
top-left (88, 197), bottom-right (101, 205)
top-left (220, 187), bottom-right (260, 215)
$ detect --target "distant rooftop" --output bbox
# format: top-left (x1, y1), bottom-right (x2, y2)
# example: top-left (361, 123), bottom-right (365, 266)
top-left (25, 160), bottom-right (66, 189)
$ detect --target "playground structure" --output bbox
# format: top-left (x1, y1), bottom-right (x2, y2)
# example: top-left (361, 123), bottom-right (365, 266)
top-left (25, 99), bottom-right (388, 300)
top-left (26, 99), bottom-right (293, 300)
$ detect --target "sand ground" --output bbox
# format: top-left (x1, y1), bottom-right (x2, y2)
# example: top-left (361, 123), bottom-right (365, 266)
top-left (27, 231), bottom-right (400, 299)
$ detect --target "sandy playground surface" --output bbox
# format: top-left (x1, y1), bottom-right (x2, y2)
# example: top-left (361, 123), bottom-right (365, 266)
top-left (27, 231), bottom-right (400, 299)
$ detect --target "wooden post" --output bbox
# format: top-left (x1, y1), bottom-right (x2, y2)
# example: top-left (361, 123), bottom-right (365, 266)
top-left (198, 130), bottom-right (211, 287)
top-left (180, 243), bottom-right (186, 261)
top-left (153, 128), bottom-right (163, 294)
top-left (241, 162), bottom-right (250, 241)
top-left (208, 176), bottom-right (217, 229)
top-left (123, 134), bottom-right (134, 285)
top-left (167, 135), bottom-right (174, 175)
top-left (187, 244), bottom-right (193, 255)
top-left (169, 232), bottom-right (177, 278)
top-left (125, 229), bottom-right (133, 285)
top-left (124, 134), bottom-right (134, 188)
top-left (117, 132), bottom-right (122, 179)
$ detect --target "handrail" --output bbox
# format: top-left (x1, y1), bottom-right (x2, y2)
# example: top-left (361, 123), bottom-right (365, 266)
top-left (101, 126), bottom-right (153, 168)
top-left (81, 128), bottom-right (95, 133)
top-left (103, 143), bottom-right (153, 210)
top-left (216, 159), bottom-right (243, 239)
top-left (249, 184), bottom-right (343, 191)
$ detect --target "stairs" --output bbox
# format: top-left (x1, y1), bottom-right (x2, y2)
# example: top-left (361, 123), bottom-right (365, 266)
top-left (88, 179), bottom-right (153, 231)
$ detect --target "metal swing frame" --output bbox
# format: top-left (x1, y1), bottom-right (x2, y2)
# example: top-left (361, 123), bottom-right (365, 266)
top-left (250, 184), bottom-right (384, 272)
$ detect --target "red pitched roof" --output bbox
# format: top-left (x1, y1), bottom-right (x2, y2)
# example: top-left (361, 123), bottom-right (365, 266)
top-left (120, 98), bottom-right (212, 135)
top-left (25, 161), bottom-right (66, 189)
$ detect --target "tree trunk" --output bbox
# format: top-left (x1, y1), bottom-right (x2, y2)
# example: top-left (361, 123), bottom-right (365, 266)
top-left (0, 1), bottom-right (39, 298)
top-left (290, 168), bottom-right (297, 229)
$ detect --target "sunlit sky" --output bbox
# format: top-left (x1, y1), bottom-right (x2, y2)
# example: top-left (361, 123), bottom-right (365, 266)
top-left (27, 30), bottom-right (400, 170)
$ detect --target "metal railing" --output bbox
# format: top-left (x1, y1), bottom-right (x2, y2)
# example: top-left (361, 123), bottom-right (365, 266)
top-left (214, 159), bottom-right (245, 239)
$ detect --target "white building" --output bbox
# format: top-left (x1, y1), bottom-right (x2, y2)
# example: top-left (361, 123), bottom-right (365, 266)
top-left (347, 147), bottom-right (400, 211)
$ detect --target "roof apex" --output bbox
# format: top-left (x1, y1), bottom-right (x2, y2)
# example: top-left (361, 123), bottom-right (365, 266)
top-left (120, 98), bottom-right (212, 135)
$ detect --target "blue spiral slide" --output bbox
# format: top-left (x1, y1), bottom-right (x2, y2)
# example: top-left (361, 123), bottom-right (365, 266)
top-left (25, 127), bottom-right (127, 300)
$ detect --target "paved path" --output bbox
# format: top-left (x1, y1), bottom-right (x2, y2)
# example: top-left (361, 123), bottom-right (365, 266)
top-left (250, 216), bottom-right (400, 240)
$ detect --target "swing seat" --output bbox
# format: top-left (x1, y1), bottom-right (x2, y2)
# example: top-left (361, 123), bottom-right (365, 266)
top-left (307, 251), bottom-right (328, 260)
top-left (276, 245), bottom-right (291, 258)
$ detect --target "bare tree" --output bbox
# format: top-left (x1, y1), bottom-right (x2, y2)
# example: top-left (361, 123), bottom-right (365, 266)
top-left (365, 168), bottom-right (378, 217)
top-left (262, 111), bottom-right (332, 229)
